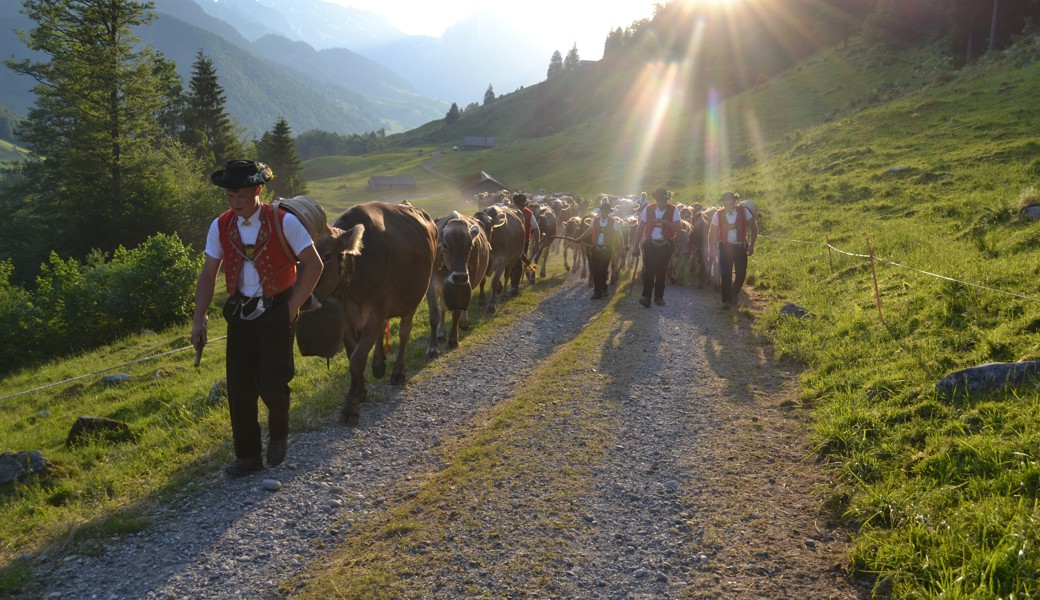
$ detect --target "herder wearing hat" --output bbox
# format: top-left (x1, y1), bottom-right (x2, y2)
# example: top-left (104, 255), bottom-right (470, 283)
top-left (508, 192), bottom-right (539, 297)
top-left (632, 187), bottom-right (682, 307)
top-left (191, 160), bottom-right (324, 477)
top-left (707, 191), bottom-right (757, 309)
top-left (578, 196), bottom-right (621, 299)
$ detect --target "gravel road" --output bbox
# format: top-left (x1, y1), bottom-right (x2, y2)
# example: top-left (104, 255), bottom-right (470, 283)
top-left (19, 276), bottom-right (866, 599)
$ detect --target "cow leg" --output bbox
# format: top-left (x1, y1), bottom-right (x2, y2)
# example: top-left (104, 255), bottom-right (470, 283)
top-left (486, 270), bottom-right (502, 314)
top-left (390, 311), bottom-right (416, 385)
top-left (447, 309), bottom-right (462, 350)
top-left (372, 321), bottom-right (388, 379)
top-left (425, 286), bottom-right (441, 359)
top-left (563, 245), bottom-right (571, 272)
top-left (459, 308), bottom-right (471, 331)
top-left (477, 276), bottom-right (487, 306)
top-left (344, 327), bottom-right (380, 426)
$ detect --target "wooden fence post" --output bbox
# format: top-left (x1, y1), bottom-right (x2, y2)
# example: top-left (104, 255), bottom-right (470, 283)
top-left (867, 237), bottom-right (884, 326)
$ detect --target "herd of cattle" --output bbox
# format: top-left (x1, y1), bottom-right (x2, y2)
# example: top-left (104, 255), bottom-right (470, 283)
top-left (294, 191), bottom-right (733, 426)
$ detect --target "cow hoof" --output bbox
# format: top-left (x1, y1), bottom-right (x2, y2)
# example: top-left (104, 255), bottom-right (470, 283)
top-left (390, 372), bottom-right (406, 385)
top-left (427, 348), bottom-right (439, 359)
top-left (342, 403), bottom-right (360, 426)
top-left (372, 359), bottom-right (387, 379)
top-left (459, 322), bottom-right (470, 331)
top-left (447, 340), bottom-right (459, 350)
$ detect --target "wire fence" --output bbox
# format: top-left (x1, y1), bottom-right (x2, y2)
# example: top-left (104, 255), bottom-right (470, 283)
top-left (0, 336), bottom-right (227, 403)
top-left (758, 233), bottom-right (1040, 322)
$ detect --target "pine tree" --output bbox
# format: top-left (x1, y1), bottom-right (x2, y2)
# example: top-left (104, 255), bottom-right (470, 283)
top-left (5, 0), bottom-right (184, 257)
top-left (483, 84), bottom-right (496, 106)
top-left (564, 44), bottom-right (581, 71)
top-left (445, 102), bottom-right (461, 124)
top-left (256, 117), bottom-right (306, 198)
top-left (547, 50), bottom-right (564, 80)
top-left (182, 50), bottom-right (243, 168)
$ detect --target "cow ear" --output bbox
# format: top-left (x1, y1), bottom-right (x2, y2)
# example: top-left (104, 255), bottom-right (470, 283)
top-left (469, 224), bottom-right (481, 238)
top-left (492, 213), bottom-right (507, 228)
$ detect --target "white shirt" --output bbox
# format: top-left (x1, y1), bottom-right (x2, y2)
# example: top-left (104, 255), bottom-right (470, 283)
top-left (204, 207), bottom-right (313, 297)
top-left (639, 204), bottom-right (681, 241)
top-left (710, 206), bottom-right (754, 245)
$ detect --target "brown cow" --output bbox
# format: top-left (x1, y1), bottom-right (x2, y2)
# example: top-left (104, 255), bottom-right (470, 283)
top-left (472, 204), bottom-right (525, 314)
top-left (425, 211), bottom-right (491, 357)
top-left (299, 201), bottom-right (437, 426)
top-left (561, 216), bottom-right (588, 279)
top-left (528, 203), bottom-right (558, 280)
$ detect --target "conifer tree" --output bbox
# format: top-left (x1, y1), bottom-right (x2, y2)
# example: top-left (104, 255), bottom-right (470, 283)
top-left (182, 50), bottom-right (244, 168)
top-left (483, 84), bottom-right (496, 106)
top-left (564, 44), bottom-right (581, 71)
top-left (547, 50), bottom-right (564, 80)
top-left (256, 117), bottom-right (306, 198)
top-left (445, 102), bottom-right (461, 124)
top-left (5, 0), bottom-right (185, 257)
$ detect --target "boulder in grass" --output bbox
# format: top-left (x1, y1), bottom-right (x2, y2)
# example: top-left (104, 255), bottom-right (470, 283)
top-left (65, 416), bottom-right (137, 447)
top-left (0, 451), bottom-right (53, 486)
top-left (935, 361), bottom-right (1040, 398)
top-left (779, 303), bottom-right (811, 319)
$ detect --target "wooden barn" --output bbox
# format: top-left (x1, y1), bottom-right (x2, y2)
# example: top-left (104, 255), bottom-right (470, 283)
top-left (459, 136), bottom-right (496, 150)
top-left (458, 171), bottom-right (510, 202)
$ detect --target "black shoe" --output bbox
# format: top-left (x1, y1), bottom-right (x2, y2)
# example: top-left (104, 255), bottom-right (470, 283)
top-left (266, 438), bottom-right (288, 467)
top-left (639, 296), bottom-right (651, 308)
top-left (224, 456), bottom-right (263, 478)
top-left (654, 298), bottom-right (665, 306)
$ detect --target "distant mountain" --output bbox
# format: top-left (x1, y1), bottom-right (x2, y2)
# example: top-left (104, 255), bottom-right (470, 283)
top-left (187, 0), bottom-right (560, 105)
top-left (359, 11), bottom-right (549, 105)
top-left (0, 0), bottom-right (447, 137)
top-left (192, 0), bottom-right (406, 51)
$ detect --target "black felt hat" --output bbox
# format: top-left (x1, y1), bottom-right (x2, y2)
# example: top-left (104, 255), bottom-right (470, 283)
top-left (210, 160), bottom-right (273, 188)
top-left (652, 187), bottom-right (670, 201)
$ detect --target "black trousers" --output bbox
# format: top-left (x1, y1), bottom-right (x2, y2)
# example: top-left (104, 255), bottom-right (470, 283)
top-left (718, 242), bottom-right (749, 304)
top-left (641, 239), bottom-right (674, 300)
top-left (509, 238), bottom-right (531, 290)
top-left (222, 291), bottom-right (295, 460)
top-left (589, 245), bottom-right (613, 294)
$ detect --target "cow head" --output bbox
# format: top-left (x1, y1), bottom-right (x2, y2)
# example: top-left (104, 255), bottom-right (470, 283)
top-left (311, 224), bottom-right (365, 302)
top-left (472, 207), bottom-right (508, 243)
top-left (438, 213), bottom-right (479, 287)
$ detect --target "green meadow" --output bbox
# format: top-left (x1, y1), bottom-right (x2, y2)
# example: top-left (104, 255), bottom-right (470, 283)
top-left (4, 35), bottom-right (1040, 597)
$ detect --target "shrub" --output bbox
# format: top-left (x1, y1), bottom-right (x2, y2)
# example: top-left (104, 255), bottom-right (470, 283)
top-left (18, 234), bottom-right (202, 372)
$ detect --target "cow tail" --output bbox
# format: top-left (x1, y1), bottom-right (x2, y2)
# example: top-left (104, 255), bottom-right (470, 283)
top-left (385, 320), bottom-right (391, 354)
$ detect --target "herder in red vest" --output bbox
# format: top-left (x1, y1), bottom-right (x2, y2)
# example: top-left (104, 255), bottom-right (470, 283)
top-left (707, 191), bottom-right (758, 309)
top-left (191, 160), bottom-right (324, 477)
top-left (578, 196), bottom-right (620, 299)
top-left (632, 187), bottom-right (682, 307)
top-left (508, 193), bottom-right (539, 297)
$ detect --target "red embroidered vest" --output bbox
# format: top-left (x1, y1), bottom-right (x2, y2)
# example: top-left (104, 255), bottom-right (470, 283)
top-left (717, 204), bottom-right (748, 244)
top-left (590, 216), bottom-right (618, 246)
top-left (218, 203), bottom-right (296, 297)
top-left (644, 204), bottom-right (678, 241)
top-left (520, 206), bottom-right (534, 240)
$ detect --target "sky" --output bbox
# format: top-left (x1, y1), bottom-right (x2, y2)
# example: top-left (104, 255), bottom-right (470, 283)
top-left (326, 0), bottom-right (658, 60)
